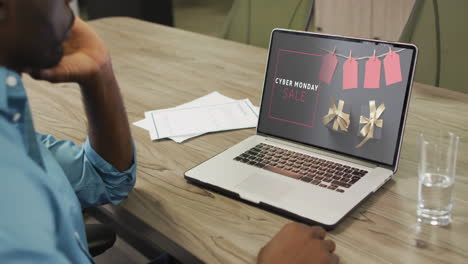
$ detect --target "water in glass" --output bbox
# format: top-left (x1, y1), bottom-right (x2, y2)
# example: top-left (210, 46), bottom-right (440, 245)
top-left (418, 172), bottom-right (454, 225)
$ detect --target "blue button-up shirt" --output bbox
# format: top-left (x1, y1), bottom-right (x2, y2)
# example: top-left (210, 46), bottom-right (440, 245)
top-left (0, 67), bottom-right (137, 263)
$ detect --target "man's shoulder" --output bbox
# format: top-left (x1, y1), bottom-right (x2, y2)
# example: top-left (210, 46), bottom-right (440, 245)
top-left (0, 122), bottom-right (67, 262)
top-left (0, 116), bottom-right (56, 219)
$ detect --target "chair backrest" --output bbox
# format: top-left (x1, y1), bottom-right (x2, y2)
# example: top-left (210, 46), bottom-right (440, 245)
top-left (70, 0), bottom-right (79, 16)
top-left (400, 0), bottom-right (468, 93)
top-left (223, 0), bottom-right (312, 48)
top-left (86, 0), bottom-right (174, 26)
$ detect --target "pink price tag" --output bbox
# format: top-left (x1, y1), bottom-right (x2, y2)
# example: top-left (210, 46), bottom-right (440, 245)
top-left (364, 56), bottom-right (382, 89)
top-left (384, 50), bottom-right (403, 85)
top-left (343, 56), bottom-right (358, 90)
top-left (319, 53), bottom-right (338, 84)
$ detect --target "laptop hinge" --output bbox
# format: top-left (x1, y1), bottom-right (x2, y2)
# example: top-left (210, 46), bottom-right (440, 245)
top-left (263, 136), bottom-right (380, 169)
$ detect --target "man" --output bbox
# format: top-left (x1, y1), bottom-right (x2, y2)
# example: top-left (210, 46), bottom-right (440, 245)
top-left (0, 0), bottom-right (136, 263)
top-left (0, 1), bottom-right (338, 263)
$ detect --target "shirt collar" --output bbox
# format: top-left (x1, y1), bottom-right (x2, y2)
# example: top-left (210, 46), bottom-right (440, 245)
top-left (0, 67), bottom-right (24, 110)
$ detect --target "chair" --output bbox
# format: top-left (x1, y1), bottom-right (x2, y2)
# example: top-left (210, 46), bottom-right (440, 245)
top-left (83, 208), bottom-right (117, 257)
top-left (400, 0), bottom-right (468, 93)
top-left (70, 0), bottom-right (79, 16)
top-left (84, 0), bottom-right (174, 26)
top-left (223, 0), bottom-right (314, 48)
top-left (86, 223), bottom-right (117, 257)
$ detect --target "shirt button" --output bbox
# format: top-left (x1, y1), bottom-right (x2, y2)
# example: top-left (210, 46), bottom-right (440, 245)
top-left (12, 113), bottom-right (21, 122)
top-left (6, 75), bottom-right (18, 87)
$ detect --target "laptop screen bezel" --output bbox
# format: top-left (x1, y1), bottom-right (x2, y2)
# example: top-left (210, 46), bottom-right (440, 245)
top-left (256, 29), bottom-right (418, 170)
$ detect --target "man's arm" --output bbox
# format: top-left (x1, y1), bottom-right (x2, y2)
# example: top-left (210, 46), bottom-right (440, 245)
top-left (37, 133), bottom-right (136, 207)
top-left (80, 60), bottom-right (133, 172)
top-left (32, 18), bottom-right (136, 207)
top-left (36, 17), bottom-right (133, 172)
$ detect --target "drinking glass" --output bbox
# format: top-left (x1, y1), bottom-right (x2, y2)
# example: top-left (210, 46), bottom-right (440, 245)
top-left (417, 132), bottom-right (459, 226)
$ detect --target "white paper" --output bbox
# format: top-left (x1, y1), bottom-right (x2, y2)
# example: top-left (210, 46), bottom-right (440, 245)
top-left (166, 92), bottom-right (237, 142)
top-left (145, 99), bottom-right (258, 140)
top-left (133, 118), bottom-right (152, 130)
top-left (133, 92), bottom-right (259, 142)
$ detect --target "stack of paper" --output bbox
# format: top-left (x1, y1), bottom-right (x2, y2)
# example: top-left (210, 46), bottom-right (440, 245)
top-left (134, 92), bottom-right (260, 143)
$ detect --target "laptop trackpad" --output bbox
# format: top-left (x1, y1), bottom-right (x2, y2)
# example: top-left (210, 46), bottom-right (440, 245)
top-left (235, 173), bottom-right (292, 203)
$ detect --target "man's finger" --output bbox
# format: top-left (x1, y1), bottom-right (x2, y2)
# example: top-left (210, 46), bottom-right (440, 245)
top-left (329, 253), bottom-right (340, 264)
top-left (37, 66), bottom-right (71, 84)
top-left (28, 68), bottom-right (62, 82)
top-left (309, 226), bottom-right (326, 239)
top-left (323, 239), bottom-right (336, 253)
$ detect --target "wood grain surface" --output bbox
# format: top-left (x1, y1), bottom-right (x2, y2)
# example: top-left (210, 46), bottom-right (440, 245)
top-left (24, 17), bottom-right (468, 264)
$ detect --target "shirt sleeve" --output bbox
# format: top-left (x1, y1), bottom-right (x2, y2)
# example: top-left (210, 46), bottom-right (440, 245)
top-left (37, 133), bottom-right (137, 208)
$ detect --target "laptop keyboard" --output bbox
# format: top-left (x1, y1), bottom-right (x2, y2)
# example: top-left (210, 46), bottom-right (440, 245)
top-left (234, 143), bottom-right (368, 193)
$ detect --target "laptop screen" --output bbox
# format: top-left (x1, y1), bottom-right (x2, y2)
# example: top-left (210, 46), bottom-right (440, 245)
top-left (257, 30), bottom-right (417, 167)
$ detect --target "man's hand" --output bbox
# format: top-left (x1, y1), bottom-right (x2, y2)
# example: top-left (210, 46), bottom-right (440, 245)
top-left (258, 223), bottom-right (339, 264)
top-left (33, 16), bottom-right (110, 85)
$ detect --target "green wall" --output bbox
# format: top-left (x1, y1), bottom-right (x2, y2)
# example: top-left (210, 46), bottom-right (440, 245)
top-left (223, 0), bottom-right (311, 48)
top-left (409, 0), bottom-right (468, 92)
top-left (224, 0), bottom-right (468, 92)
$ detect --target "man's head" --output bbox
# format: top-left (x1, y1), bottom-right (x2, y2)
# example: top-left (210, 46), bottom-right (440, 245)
top-left (0, 0), bottom-right (75, 72)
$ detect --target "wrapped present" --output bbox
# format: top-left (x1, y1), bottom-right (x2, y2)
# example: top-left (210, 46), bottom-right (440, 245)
top-left (322, 97), bottom-right (350, 133)
top-left (356, 100), bottom-right (386, 148)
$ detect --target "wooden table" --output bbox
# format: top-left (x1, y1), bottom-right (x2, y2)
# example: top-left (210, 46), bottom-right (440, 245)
top-left (25, 17), bottom-right (468, 264)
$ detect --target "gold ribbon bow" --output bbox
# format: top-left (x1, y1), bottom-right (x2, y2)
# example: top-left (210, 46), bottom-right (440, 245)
top-left (322, 97), bottom-right (350, 132)
top-left (356, 100), bottom-right (385, 148)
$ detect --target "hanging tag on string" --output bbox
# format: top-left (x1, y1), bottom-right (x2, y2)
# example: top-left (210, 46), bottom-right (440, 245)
top-left (343, 50), bottom-right (358, 90)
top-left (319, 48), bottom-right (338, 84)
top-left (364, 50), bottom-right (382, 89)
top-left (384, 47), bottom-right (402, 85)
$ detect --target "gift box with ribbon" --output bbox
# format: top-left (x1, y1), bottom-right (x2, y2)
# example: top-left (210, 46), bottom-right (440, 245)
top-left (322, 97), bottom-right (350, 133)
top-left (356, 100), bottom-right (386, 148)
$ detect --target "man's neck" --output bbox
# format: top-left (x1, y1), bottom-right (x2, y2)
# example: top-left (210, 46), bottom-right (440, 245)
top-left (0, 63), bottom-right (19, 74)
top-left (0, 54), bottom-right (22, 74)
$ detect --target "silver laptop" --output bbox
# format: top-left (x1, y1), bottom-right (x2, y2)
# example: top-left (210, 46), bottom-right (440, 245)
top-left (185, 29), bottom-right (418, 229)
